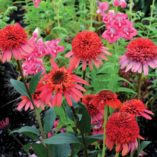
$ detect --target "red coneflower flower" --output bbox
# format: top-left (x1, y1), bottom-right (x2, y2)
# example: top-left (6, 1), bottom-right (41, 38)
top-left (0, 23), bottom-right (33, 62)
top-left (39, 60), bottom-right (89, 107)
top-left (66, 31), bottom-right (111, 71)
top-left (17, 84), bottom-right (44, 111)
top-left (106, 112), bottom-right (143, 156)
top-left (82, 94), bottom-right (103, 122)
top-left (120, 99), bottom-right (154, 120)
top-left (91, 90), bottom-right (121, 110)
top-left (120, 38), bottom-right (157, 75)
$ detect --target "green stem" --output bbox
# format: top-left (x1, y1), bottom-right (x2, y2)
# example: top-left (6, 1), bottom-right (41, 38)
top-left (148, 0), bottom-right (155, 37)
top-left (89, 0), bottom-right (96, 30)
top-left (129, 0), bottom-right (134, 19)
top-left (71, 107), bottom-right (88, 157)
top-left (102, 106), bottom-right (109, 157)
top-left (115, 152), bottom-right (119, 157)
top-left (16, 61), bottom-right (46, 141)
top-left (130, 152), bottom-right (134, 157)
top-left (137, 73), bottom-right (143, 99)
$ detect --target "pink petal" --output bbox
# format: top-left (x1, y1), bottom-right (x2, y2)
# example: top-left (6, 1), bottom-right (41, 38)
top-left (56, 92), bottom-right (62, 106)
top-left (65, 51), bottom-right (73, 58)
top-left (64, 93), bottom-right (72, 106)
top-left (74, 84), bottom-right (86, 92)
top-left (1, 50), bottom-right (12, 62)
top-left (143, 64), bottom-right (149, 75)
top-left (82, 60), bottom-right (86, 71)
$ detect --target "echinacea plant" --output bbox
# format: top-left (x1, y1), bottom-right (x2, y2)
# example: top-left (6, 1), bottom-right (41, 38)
top-left (0, 0), bottom-right (157, 157)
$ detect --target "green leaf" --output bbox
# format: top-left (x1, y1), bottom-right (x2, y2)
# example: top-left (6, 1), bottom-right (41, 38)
top-left (29, 72), bottom-right (41, 94)
top-left (43, 133), bottom-right (80, 145)
top-left (11, 126), bottom-right (39, 136)
top-left (137, 141), bottom-right (151, 155)
top-left (77, 103), bottom-right (91, 133)
top-left (43, 108), bottom-right (56, 133)
top-left (117, 87), bottom-right (137, 94)
top-left (24, 143), bottom-right (48, 157)
top-left (48, 144), bottom-right (71, 157)
top-left (10, 79), bottom-right (29, 97)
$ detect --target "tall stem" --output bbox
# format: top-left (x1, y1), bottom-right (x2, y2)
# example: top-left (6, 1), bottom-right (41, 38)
top-left (148, 0), bottom-right (155, 37)
top-left (130, 152), bottom-right (134, 157)
top-left (115, 152), bottom-right (119, 157)
top-left (102, 106), bottom-right (109, 157)
top-left (71, 107), bottom-right (88, 157)
top-left (16, 61), bottom-right (46, 141)
top-left (129, 0), bottom-right (134, 19)
top-left (89, 0), bottom-right (96, 30)
top-left (137, 73), bottom-right (143, 99)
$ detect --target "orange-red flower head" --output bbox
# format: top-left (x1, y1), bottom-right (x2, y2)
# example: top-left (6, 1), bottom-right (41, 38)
top-left (66, 31), bottom-right (111, 71)
top-left (39, 60), bottom-right (89, 107)
top-left (106, 112), bottom-right (143, 156)
top-left (82, 94), bottom-right (103, 121)
top-left (0, 23), bottom-right (33, 62)
top-left (120, 99), bottom-right (154, 120)
top-left (92, 90), bottom-right (121, 110)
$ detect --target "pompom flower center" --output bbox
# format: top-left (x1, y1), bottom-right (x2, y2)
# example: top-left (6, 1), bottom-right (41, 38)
top-left (126, 38), bottom-right (157, 63)
top-left (106, 112), bottom-right (139, 144)
top-left (72, 31), bottom-right (103, 60)
top-left (0, 24), bottom-right (27, 51)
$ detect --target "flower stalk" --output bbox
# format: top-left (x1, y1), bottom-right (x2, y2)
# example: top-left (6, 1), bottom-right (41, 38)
top-left (137, 73), bottom-right (143, 99)
top-left (71, 106), bottom-right (88, 157)
top-left (102, 106), bottom-right (109, 157)
top-left (16, 60), bottom-right (46, 141)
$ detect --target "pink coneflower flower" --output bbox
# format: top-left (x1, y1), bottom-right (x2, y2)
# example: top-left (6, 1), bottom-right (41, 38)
top-left (66, 31), bottom-right (111, 71)
top-left (0, 23), bottom-right (33, 62)
top-left (120, 38), bottom-right (157, 75)
top-left (17, 84), bottom-right (44, 111)
top-left (39, 60), bottom-right (89, 107)
top-left (113, 0), bottom-right (127, 8)
top-left (91, 90), bottom-right (122, 110)
top-left (120, 99), bottom-right (154, 120)
top-left (106, 112), bottom-right (143, 156)
top-left (96, 2), bottom-right (109, 16)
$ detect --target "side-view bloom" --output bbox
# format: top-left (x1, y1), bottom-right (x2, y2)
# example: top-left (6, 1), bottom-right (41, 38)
top-left (39, 60), bottom-right (89, 107)
top-left (120, 38), bottom-right (157, 75)
top-left (17, 84), bottom-right (44, 111)
top-left (106, 112), bottom-right (143, 156)
top-left (0, 23), bottom-right (33, 62)
top-left (120, 99), bottom-right (154, 120)
top-left (91, 90), bottom-right (121, 110)
top-left (82, 94), bottom-right (103, 122)
top-left (66, 31), bottom-right (111, 71)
